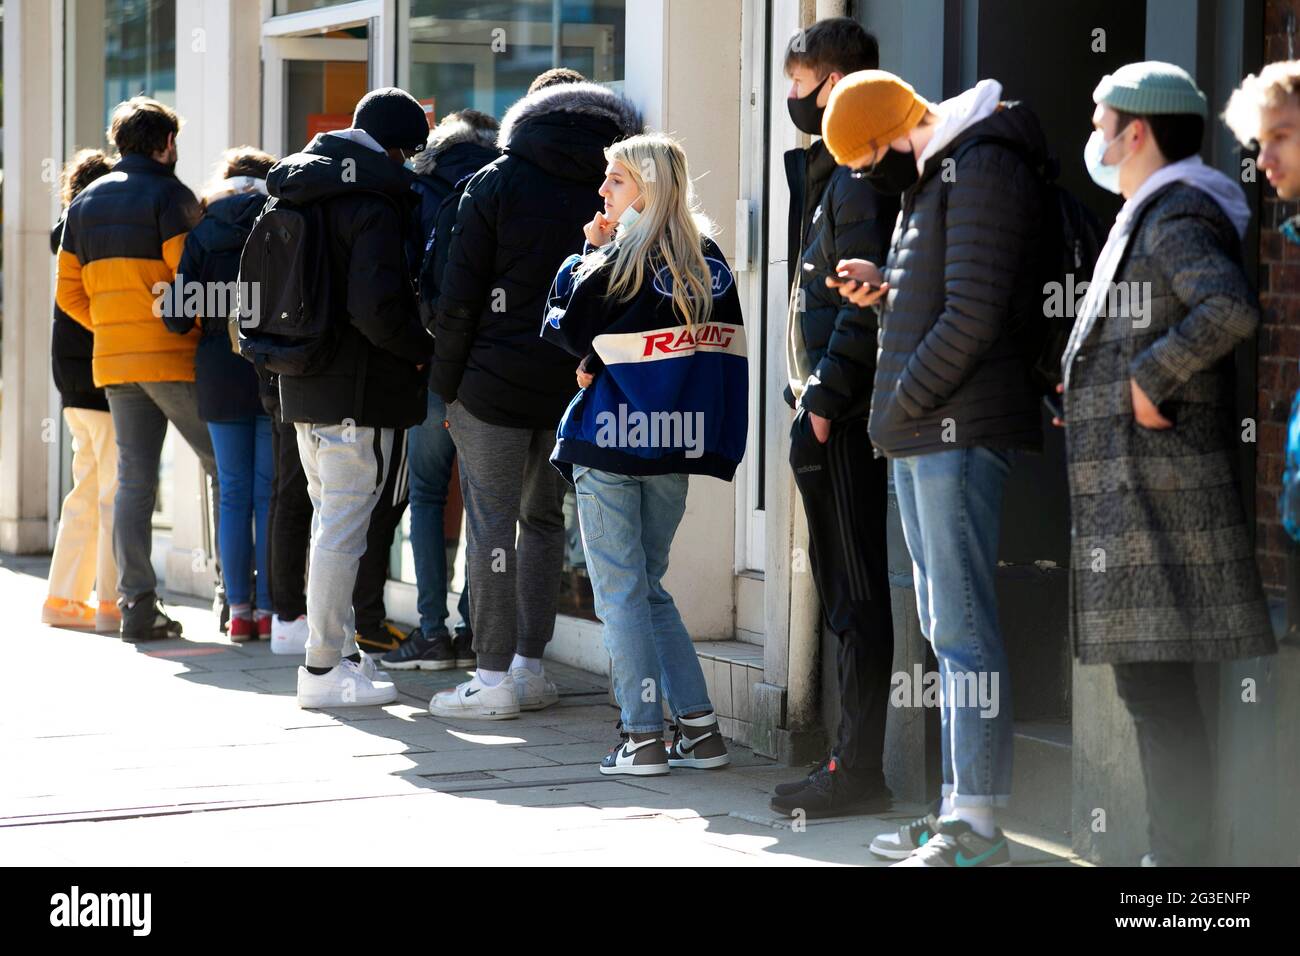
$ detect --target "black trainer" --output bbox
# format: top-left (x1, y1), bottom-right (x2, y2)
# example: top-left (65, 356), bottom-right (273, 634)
top-left (774, 755), bottom-right (831, 796)
top-left (380, 627), bottom-right (456, 671)
top-left (769, 757), bottom-right (892, 819)
top-left (356, 619), bottom-right (408, 655)
top-left (452, 629), bottom-right (476, 668)
top-left (121, 593), bottom-right (183, 643)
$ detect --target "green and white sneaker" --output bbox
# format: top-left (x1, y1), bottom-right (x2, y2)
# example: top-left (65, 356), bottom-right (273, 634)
top-left (869, 802), bottom-right (942, 860)
top-left (890, 818), bottom-right (1011, 867)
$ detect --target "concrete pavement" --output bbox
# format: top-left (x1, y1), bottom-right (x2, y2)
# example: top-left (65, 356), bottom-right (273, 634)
top-left (1, 552), bottom-right (1083, 866)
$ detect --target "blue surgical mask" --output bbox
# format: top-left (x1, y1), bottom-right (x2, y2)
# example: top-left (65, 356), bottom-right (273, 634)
top-left (1084, 128), bottom-right (1126, 194)
top-left (617, 193), bottom-right (644, 231)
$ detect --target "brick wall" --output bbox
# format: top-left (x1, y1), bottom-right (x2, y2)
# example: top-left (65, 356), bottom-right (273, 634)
top-left (1256, 2), bottom-right (1300, 597)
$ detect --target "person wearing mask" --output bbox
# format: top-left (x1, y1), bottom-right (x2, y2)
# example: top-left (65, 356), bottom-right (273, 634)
top-left (1059, 62), bottom-right (1275, 866)
top-left (164, 147), bottom-right (276, 642)
top-left (56, 96), bottom-right (217, 643)
top-left (379, 109), bottom-right (500, 671)
top-left (542, 133), bottom-right (749, 772)
top-left (771, 16), bottom-right (902, 820)
top-left (826, 71), bottom-right (1048, 866)
top-left (265, 88), bottom-right (436, 708)
top-left (43, 150), bottom-right (121, 635)
top-left (429, 73), bottom-right (642, 718)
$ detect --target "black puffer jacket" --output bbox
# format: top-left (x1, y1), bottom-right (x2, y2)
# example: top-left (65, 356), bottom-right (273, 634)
top-left (266, 131), bottom-right (434, 429)
top-left (166, 188), bottom-right (267, 422)
top-left (868, 102), bottom-right (1046, 457)
top-left (50, 218), bottom-right (108, 412)
top-left (409, 118), bottom-right (500, 326)
top-left (783, 139), bottom-right (838, 290)
top-left (785, 164), bottom-right (900, 420)
top-left (432, 82), bottom-right (642, 429)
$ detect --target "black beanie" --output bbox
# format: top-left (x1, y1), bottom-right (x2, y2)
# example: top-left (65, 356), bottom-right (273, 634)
top-left (353, 87), bottom-right (429, 152)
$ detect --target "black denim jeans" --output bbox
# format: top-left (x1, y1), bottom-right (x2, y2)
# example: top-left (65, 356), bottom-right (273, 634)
top-left (1112, 661), bottom-right (1213, 865)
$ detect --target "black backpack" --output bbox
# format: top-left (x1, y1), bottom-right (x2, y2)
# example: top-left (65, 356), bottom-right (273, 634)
top-left (947, 134), bottom-right (1104, 394)
top-left (235, 195), bottom-right (337, 376)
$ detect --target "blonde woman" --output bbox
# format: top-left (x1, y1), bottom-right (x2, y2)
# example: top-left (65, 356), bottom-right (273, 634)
top-left (43, 150), bottom-right (120, 633)
top-left (542, 133), bottom-right (749, 776)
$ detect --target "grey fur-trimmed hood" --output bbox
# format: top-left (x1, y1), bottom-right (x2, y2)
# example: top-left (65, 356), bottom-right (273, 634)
top-left (413, 117), bottom-right (500, 177)
top-left (497, 81), bottom-right (643, 150)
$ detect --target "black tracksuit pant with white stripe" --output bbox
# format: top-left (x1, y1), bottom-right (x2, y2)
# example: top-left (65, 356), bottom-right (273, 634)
top-left (789, 408), bottom-right (894, 790)
top-left (353, 428), bottom-right (410, 638)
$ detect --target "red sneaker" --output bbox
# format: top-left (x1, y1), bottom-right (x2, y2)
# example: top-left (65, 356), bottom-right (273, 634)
top-left (229, 615), bottom-right (256, 643)
top-left (256, 613), bottom-right (272, 640)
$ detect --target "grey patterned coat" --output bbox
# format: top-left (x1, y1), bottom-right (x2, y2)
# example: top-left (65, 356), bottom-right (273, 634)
top-left (1062, 182), bottom-right (1276, 665)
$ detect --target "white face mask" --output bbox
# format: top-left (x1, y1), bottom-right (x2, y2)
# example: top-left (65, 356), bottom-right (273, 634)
top-left (617, 192), bottom-right (644, 230)
top-left (1084, 128), bottom-right (1128, 194)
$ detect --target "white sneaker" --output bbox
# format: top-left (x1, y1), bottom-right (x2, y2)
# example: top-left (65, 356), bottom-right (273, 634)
top-left (296, 658), bottom-right (397, 709)
top-left (511, 665), bottom-right (559, 711)
top-left (357, 650), bottom-right (390, 683)
top-left (428, 672), bottom-right (520, 720)
top-left (271, 614), bottom-right (309, 655)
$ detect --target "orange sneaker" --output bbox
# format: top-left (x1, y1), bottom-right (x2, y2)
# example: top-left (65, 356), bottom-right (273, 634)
top-left (95, 600), bottom-right (123, 634)
top-left (42, 597), bottom-right (97, 630)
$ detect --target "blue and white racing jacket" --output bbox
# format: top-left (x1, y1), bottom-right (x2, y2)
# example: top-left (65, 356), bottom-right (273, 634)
top-left (541, 235), bottom-right (749, 483)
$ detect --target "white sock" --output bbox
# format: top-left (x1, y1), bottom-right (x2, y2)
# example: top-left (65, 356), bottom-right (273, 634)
top-left (476, 668), bottom-right (506, 687)
top-left (945, 806), bottom-right (996, 840)
top-left (510, 654), bottom-right (543, 675)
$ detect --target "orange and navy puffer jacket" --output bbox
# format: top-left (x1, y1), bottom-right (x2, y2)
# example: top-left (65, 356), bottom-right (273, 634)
top-left (56, 153), bottom-right (201, 386)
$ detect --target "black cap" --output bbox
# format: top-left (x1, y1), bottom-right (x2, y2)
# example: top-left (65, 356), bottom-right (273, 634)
top-left (353, 87), bottom-right (429, 152)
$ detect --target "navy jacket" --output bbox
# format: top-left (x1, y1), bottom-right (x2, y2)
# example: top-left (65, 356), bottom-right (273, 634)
top-left (166, 189), bottom-right (268, 422)
top-left (542, 236), bottom-right (749, 483)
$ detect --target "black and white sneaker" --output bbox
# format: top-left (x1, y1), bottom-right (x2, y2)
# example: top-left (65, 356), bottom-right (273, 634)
top-left (381, 627), bottom-right (456, 671)
top-left (869, 801), bottom-right (943, 860)
top-left (665, 712), bottom-right (729, 769)
top-left (452, 629), bottom-right (476, 668)
top-left (599, 723), bottom-right (669, 776)
top-left (121, 593), bottom-right (183, 643)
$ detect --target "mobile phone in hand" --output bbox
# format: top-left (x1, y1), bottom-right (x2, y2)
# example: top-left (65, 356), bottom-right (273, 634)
top-left (1042, 392), bottom-right (1064, 421)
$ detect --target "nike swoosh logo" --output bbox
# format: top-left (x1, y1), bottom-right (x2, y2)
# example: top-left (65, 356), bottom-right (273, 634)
top-left (955, 842), bottom-right (1004, 867)
top-left (464, 688), bottom-right (479, 697)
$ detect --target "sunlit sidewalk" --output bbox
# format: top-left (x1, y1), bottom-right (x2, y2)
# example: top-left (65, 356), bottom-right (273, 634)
top-left (0, 552), bottom-right (1082, 866)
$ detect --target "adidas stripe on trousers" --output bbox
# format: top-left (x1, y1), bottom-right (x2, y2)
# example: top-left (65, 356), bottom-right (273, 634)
top-left (296, 422), bottom-right (396, 669)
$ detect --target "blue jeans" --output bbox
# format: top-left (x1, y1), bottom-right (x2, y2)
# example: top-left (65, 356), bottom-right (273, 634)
top-left (573, 466), bottom-right (712, 733)
top-left (208, 416), bottom-right (273, 608)
top-left (892, 446), bottom-right (1013, 808)
top-left (409, 391), bottom-right (469, 639)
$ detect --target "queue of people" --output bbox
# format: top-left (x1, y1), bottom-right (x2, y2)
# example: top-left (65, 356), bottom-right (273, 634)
top-left (43, 14), bottom-right (1296, 866)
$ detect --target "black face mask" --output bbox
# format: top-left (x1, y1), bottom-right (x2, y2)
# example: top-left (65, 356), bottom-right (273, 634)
top-left (857, 145), bottom-right (919, 194)
top-left (787, 76), bottom-right (830, 135)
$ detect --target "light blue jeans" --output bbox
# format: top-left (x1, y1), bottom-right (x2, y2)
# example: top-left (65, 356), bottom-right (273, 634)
top-left (573, 466), bottom-right (712, 733)
top-left (892, 446), bottom-right (1014, 808)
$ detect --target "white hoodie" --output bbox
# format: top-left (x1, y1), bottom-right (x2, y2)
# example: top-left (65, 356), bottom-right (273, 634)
top-left (917, 79), bottom-right (1004, 173)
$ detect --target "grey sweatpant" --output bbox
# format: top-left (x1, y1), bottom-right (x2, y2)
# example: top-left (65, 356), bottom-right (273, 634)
top-left (296, 422), bottom-right (394, 669)
top-left (446, 401), bottom-right (566, 671)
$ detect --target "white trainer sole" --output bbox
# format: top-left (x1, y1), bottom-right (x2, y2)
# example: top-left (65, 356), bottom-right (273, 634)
top-left (297, 690), bottom-right (397, 709)
top-left (667, 752), bottom-right (731, 769)
top-left (599, 762), bottom-right (670, 776)
top-left (428, 700), bottom-right (520, 720)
